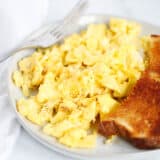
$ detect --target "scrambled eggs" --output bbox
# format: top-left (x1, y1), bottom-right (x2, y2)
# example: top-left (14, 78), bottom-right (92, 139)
top-left (13, 18), bottom-right (149, 148)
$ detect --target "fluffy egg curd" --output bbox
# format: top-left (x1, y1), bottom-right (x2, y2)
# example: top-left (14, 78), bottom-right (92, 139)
top-left (13, 18), bottom-right (149, 148)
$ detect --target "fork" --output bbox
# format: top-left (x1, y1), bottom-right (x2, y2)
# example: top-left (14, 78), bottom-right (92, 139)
top-left (1, 0), bottom-right (88, 62)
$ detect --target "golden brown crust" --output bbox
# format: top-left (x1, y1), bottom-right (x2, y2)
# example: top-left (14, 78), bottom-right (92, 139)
top-left (99, 35), bottom-right (160, 149)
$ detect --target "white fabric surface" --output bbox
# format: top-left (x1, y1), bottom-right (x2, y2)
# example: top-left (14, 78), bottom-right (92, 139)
top-left (0, 0), bottom-right (48, 159)
top-left (0, 0), bottom-right (48, 60)
top-left (0, 59), bottom-right (20, 160)
top-left (1, 0), bottom-right (160, 160)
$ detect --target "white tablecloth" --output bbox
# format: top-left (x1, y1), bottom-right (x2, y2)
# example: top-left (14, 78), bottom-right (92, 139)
top-left (5, 0), bottom-right (160, 159)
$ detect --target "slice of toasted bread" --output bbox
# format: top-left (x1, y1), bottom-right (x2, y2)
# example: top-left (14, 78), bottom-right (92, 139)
top-left (99, 35), bottom-right (160, 149)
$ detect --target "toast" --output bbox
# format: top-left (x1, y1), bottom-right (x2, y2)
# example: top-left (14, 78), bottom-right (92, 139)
top-left (98, 35), bottom-right (160, 149)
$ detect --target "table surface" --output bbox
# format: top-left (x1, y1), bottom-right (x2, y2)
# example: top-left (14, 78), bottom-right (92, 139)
top-left (10, 0), bottom-right (160, 160)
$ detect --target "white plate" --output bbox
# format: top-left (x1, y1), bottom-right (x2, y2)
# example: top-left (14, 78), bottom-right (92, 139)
top-left (7, 15), bottom-right (160, 160)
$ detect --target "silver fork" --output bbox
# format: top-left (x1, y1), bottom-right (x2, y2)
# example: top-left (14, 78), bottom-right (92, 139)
top-left (1, 0), bottom-right (88, 62)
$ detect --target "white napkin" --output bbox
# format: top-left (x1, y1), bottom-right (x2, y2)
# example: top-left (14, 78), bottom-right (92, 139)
top-left (0, 0), bottom-right (48, 159)
top-left (0, 59), bottom-right (20, 160)
top-left (0, 0), bottom-right (48, 60)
